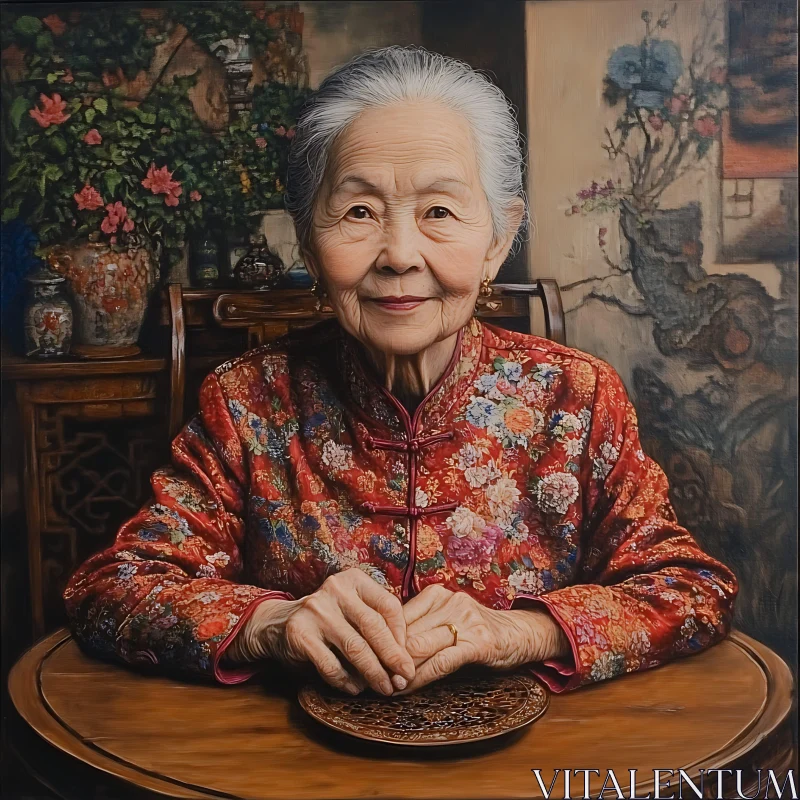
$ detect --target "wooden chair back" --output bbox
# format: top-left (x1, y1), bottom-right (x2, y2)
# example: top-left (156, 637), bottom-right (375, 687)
top-left (166, 281), bottom-right (565, 439)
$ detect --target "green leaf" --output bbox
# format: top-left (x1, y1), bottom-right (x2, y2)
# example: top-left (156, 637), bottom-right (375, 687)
top-left (103, 169), bottom-right (122, 196)
top-left (133, 108), bottom-right (157, 125)
top-left (13, 15), bottom-right (42, 37)
top-left (6, 160), bottom-right (27, 182)
top-left (27, 134), bottom-right (41, 147)
top-left (47, 72), bottom-right (59, 84)
top-left (43, 164), bottom-right (63, 182)
top-left (35, 32), bottom-right (54, 52)
top-left (10, 96), bottom-right (29, 130)
top-left (50, 135), bottom-right (68, 155)
top-left (1, 200), bottom-right (22, 223)
top-left (85, 108), bottom-right (96, 125)
top-left (92, 97), bottom-right (109, 115)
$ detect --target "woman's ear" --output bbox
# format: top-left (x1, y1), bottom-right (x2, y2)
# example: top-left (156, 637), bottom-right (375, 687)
top-left (484, 197), bottom-right (526, 280)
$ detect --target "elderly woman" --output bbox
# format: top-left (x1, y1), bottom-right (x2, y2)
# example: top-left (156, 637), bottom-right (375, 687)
top-left (64, 46), bottom-right (737, 698)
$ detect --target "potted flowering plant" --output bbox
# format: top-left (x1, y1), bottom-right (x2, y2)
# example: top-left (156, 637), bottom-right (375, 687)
top-left (565, 5), bottom-right (727, 269)
top-left (2, 73), bottom-right (221, 356)
top-left (1, 5), bottom-right (308, 355)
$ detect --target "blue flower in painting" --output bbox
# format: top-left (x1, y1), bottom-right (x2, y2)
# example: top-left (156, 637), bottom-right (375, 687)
top-left (466, 396), bottom-right (500, 428)
top-left (607, 39), bottom-right (683, 109)
top-left (137, 528), bottom-right (161, 542)
top-left (501, 361), bottom-right (523, 382)
top-left (664, 576), bottom-right (677, 585)
top-left (698, 569), bottom-right (713, 579)
top-left (607, 44), bottom-right (645, 90)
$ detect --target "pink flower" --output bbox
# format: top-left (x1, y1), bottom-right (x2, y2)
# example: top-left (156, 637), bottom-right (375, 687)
top-left (29, 93), bottom-right (70, 128)
top-left (693, 115), bottom-right (720, 138)
top-left (275, 125), bottom-right (286, 136)
top-left (648, 113), bottom-right (664, 131)
top-left (100, 201), bottom-right (130, 234)
top-left (286, 127), bottom-right (296, 139)
top-left (61, 68), bottom-right (74, 84)
top-left (43, 14), bottom-right (66, 36)
top-left (665, 94), bottom-right (690, 115)
top-left (446, 531), bottom-right (497, 575)
top-left (190, 190), bottom-right (202, 202)
top-left (255, 137), bottom-right (267, 149)
top-left (83, 128), bottom-right (102, 145)
top-left (73, 184), bottom-right (103, 211)
top-left (142, 163), bottom-right (182, 206)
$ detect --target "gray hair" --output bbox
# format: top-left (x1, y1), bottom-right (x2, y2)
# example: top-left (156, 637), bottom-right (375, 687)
top-left (284, 45), bottom-right (530, 261)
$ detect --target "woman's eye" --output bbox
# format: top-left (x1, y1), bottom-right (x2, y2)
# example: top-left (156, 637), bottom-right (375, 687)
top-left (347, 206), bottom-right (372, 220)
top-left (426, 206), bottom-right (452, 219)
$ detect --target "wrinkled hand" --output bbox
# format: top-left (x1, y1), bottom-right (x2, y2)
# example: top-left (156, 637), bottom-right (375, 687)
top-left (398, 584), bottom-right (570, 694)
top-left (226, 568), bottom-right (415, 696)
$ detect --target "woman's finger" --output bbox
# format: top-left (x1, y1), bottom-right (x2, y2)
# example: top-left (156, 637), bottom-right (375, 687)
top-left (298, 632), bottom-right (363, 695)
top-left (406, 623), bottom-right (457, 663)
top-left (394, 645), bottom-right (468, 696)
top-left (355, 577), bottom-right (409, 649)
top-left (401, 584), bottom-right (450, 626)
top-left (326, 617), bottom-right (395, 696)
top-left (341, 597), bottom-right (415, 681)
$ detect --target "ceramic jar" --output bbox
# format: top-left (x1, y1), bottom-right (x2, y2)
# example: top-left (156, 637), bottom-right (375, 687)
top-left (231, 233), bottom-right (284, 290)
top-left (23, 266), bottom-right (73, 358)
top-left (49, 237), bottom-right (156, 358)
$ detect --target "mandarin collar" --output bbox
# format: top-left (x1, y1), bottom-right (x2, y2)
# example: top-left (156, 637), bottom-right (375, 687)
top-left (336, 316), bottom-right (484, 436)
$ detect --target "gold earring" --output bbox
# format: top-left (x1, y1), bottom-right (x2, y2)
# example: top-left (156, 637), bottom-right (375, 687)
top-left (475, 276), bottom-right (495, 314)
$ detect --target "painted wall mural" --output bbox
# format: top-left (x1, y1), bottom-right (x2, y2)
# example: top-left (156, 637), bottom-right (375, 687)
top-left (527, 0), bottom-right (797, 666)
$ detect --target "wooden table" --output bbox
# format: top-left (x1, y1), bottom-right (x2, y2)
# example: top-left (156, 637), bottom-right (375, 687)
top-left (8, 629), bottom-right (796, 800)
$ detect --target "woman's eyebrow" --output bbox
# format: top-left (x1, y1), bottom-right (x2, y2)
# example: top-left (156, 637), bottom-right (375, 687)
top-left (331, 175), bottom-right (470, 196)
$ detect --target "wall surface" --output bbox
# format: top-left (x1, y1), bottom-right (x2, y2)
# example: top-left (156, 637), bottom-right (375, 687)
top-left (526, 0), bottom-right (798, 666)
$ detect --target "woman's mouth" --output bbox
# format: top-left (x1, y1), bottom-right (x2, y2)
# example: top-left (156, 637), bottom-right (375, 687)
top-left (368, 295), bottom-right (430, 311)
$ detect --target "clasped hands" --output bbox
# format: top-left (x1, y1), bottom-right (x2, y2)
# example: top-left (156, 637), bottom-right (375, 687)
top-left (226, 568), bottom-right (570, 695)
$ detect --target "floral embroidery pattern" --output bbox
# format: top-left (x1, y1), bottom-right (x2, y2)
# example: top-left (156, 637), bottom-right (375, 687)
top-left (64, 318), bottom-right (737, 692)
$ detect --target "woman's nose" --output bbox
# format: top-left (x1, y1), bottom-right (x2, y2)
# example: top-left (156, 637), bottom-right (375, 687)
top-left (375, 217), bottom-right (425, 274)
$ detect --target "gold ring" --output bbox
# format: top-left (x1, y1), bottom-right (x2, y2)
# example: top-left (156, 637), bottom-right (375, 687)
top-left (446, 623), bottom-right (458, 647)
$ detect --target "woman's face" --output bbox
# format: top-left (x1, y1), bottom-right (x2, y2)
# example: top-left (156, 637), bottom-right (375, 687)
top-left (303, 101), bottom-right (524, 357)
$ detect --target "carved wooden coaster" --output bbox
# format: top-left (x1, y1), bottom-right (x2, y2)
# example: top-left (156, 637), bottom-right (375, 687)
top-left (298, 672), bottom-right (549, 746)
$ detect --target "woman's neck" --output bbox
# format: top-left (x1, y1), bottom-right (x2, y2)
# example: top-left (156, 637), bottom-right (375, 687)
top-left (362, 331), bottom-right (460, 413)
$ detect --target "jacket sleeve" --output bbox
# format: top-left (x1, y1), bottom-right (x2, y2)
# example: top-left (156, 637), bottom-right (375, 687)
top-left (63, 370), bottom-right (291, 683)
top-left (519, 360), bottom-right (738, 692)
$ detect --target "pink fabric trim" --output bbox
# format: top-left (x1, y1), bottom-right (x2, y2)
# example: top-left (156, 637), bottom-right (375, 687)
top-left (511, 593), bottom-right (582, 693)
top-left (213, 591), bottom-right (293, 684)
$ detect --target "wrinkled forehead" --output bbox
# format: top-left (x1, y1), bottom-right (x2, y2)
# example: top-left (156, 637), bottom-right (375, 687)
top-left (322, 102), bottom-right (481, 198)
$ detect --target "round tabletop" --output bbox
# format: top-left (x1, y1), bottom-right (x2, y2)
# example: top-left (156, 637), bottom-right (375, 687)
top-left (9, 629), bottom-right (796, 800)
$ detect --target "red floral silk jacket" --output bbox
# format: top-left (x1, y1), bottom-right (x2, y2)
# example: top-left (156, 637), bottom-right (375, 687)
top-left (64, 317), bottom-right (737, 691)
